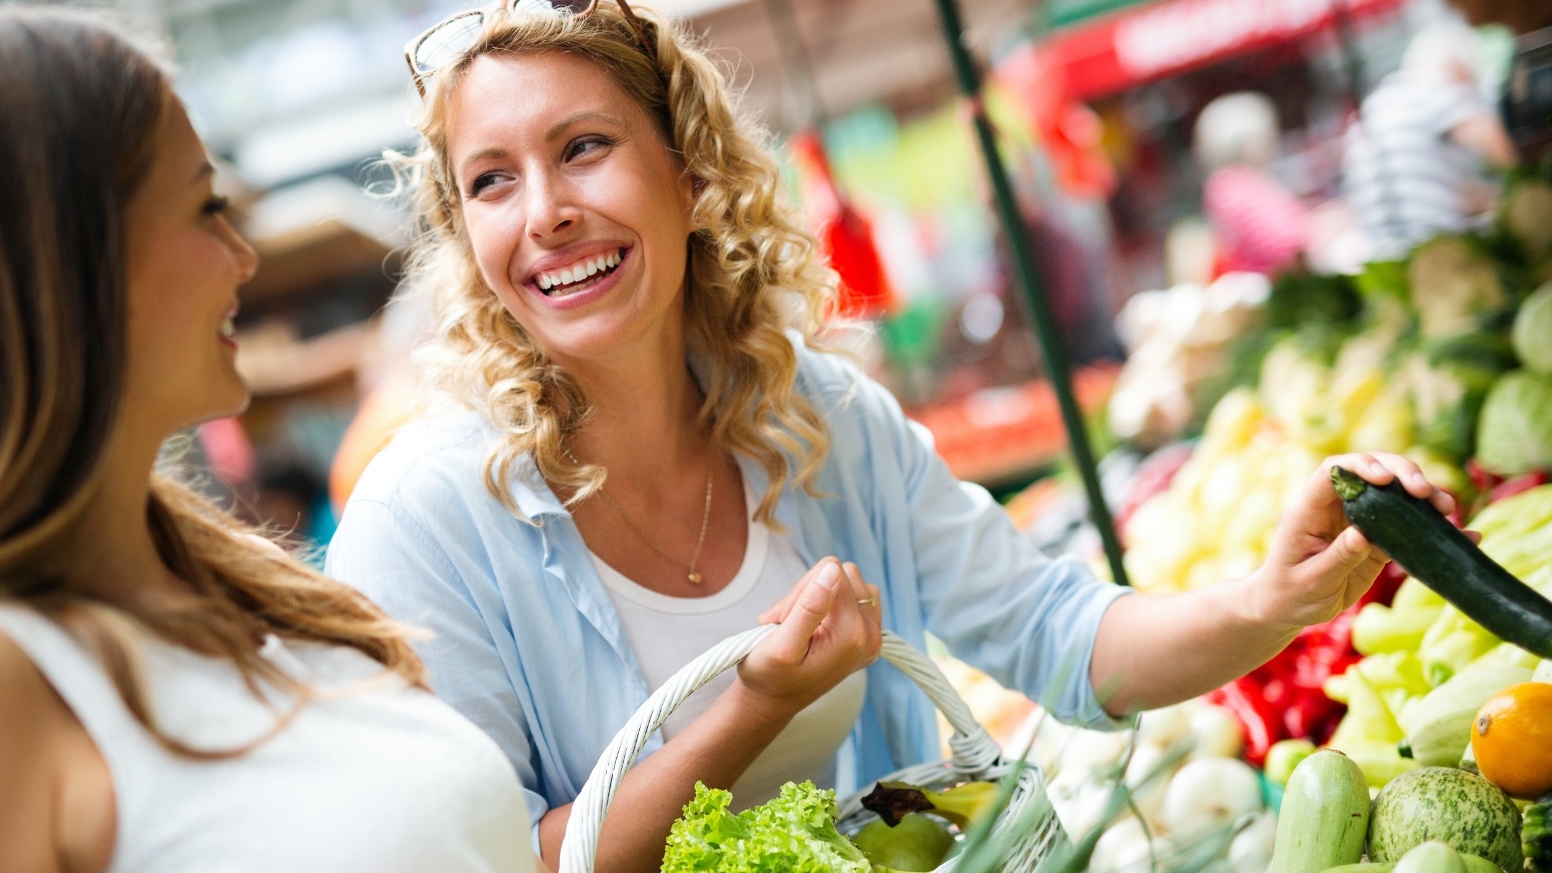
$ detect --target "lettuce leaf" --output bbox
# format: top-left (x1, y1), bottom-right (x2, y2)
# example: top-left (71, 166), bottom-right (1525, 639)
top-left (661, 781), bottom-right (871, 873)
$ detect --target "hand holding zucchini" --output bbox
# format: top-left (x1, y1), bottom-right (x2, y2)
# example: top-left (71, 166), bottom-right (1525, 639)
top-left (1331, 466), bottom-right (1552, 661)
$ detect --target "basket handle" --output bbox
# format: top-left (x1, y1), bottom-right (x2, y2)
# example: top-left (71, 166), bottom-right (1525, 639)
top-left (557, 627), bottom-right (1004, 873)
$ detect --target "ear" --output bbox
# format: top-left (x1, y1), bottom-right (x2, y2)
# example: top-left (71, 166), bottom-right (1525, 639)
top-left (680, 173), bottom-right (706, 228)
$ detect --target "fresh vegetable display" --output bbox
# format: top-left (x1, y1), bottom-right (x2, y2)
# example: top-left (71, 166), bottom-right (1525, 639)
top-left (1526, 791), bottom-right (1552, 873)
top-left (1366, 767), bottom-right (1523, 870)
top-left (1331, 466), bottom-right (1552, 661)
top-left (859, 781), bottom-right (1001, 831)
top-left (1470, 682), bottom-right (1552, 800)
top-left (661, 781), bottom-right (871, 873)
top-left (850, 814), bottom-right (955, 872)
top-left (1269, 750), bottom-right (1368, 873)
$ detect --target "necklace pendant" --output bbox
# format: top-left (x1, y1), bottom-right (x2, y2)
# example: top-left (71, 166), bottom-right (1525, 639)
top-left (688, 571), bottom-right (703, 584)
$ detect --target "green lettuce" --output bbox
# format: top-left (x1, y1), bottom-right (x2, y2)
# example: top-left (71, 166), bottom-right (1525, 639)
top-left (1476, 370), bottom-right (1552, 476)
top-left (661, 781), bottom-right (871, 873)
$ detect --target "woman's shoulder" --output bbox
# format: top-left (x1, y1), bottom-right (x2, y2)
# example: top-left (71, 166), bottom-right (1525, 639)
top-left (346, 406), bottom-right (515, 509)
top-left (787, 331), bottom-right (908, 431)
top-left (0, 620), bottom-right (112, 873)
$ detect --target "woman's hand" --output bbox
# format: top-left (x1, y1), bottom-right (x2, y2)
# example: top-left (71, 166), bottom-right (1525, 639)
top-left (735, 558), bottom-right (882, 721)
top-left (1252, 451), bottom-right (1471, 633)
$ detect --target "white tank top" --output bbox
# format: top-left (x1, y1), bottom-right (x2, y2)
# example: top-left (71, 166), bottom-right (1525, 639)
top-left (593, 506), bottom-right (867, 809)
top-left (0, 603), bottom-right (535, 873)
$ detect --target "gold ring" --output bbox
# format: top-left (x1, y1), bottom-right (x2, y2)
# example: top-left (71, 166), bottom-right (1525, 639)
top-left (856, 598), bottom-right (877, 607)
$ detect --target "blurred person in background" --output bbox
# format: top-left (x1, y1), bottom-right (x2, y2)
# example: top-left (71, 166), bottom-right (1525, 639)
top-left (1342, 21), bottom-right (1518, 260)
top-left (1193, 91), bottom-right (1312, 277)
top-left (329, 286), bottom-right (434, 512)
top-left (0, 8), bottom-right (541, 873)
top-left (325, 2), bottom-right (1465, 871)
top-left (1446, 0), bottom-right (1552, 165)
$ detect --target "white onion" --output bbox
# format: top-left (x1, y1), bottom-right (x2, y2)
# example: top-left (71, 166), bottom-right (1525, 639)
top-left (1159, 757), bottom-right (1264, 843)
top-left (1228, 811), bottom-right (1278, 873)
top-left (1059, 729), bottom-right (1130, 779)
top-left (1137, 701), bottom-right (1197, 749)
top-left (1123, 741), bottom-right (1175, 827)
top-left (1048, 769), bottom-right (1118, 842)
top-left (1090, 818), bottom-right (1152, 873)
top-left (1188, 704), bottom-right (1246, 760)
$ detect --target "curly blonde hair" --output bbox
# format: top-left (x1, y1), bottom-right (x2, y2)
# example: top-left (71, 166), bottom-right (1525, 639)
top-left (393, 1), bottom-right (837, 523)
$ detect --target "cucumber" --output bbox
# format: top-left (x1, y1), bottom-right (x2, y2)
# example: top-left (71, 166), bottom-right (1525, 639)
top-left (1394, 841), bottom-right (1467, 873)
top-left (1331, 467), bottom-right (1552, 660)
top-left (1367, 767), bottom-right (1523, 870)
top-left (1272, 749), bottom-right (1370, 873)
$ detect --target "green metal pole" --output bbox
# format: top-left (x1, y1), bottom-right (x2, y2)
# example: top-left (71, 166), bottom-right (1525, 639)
top-left (930, 0), bottom-right (1131, 586)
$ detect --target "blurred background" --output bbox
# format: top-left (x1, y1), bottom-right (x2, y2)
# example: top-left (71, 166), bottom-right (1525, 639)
top-left (25, 0), bottom-right (1541, 565)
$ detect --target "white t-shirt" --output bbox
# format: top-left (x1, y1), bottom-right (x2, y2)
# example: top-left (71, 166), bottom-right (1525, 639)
top-left (0, 604), bottom-right (534, 873)
top-left (593, 497), bottom-right (867, 809)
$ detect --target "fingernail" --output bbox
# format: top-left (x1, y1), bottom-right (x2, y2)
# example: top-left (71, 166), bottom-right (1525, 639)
top-left (815, 564), bottom-right (840, 589)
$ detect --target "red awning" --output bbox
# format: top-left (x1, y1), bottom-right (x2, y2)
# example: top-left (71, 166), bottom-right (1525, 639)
top-left (1004, 0), bottom-right (1403, 102)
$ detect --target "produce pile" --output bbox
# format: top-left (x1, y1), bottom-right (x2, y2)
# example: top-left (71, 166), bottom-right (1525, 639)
top-left (659, 778), bottom-right (1004, 872)
top-left (1120, 168), bottom-right (1552, 596)
top-left (1307, 484), bottom-right (1552, 798)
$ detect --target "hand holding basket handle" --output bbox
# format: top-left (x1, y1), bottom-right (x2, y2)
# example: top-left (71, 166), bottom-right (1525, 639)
top-left (736, 559), bottom-right (884, 720)
top-left (557, 616), bottom-right (1065, 873)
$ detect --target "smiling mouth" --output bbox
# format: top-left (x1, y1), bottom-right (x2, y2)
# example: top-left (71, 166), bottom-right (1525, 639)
top-left (534, 247), bottom-right (626, 297)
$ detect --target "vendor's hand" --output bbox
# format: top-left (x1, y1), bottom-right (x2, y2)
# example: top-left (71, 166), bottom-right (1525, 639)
top-left (1253, 452), bottom-right (1474, 633)
top-left (736, 558), bottom-right (881, 720)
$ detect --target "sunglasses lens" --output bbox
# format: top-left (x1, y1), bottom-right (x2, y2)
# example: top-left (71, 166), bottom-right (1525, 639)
top-left (412, 12), bottom-right (486, 74)
top-left (514, 0), bottom-right (593, 14)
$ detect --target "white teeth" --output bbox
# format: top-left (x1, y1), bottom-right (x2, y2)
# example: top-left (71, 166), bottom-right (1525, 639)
top-left (536, 249), bottom-right (624, 293)
top-left (220, 318), bottom-right (236, 338)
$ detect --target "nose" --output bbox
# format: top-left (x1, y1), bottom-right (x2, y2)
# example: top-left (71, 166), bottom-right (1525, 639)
top-left (524, 170), bottom-right (582, 241)
top-left (227, 222), bottom-right (260, 284)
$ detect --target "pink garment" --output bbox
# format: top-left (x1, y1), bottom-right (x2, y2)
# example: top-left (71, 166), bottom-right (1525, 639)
top-left (1204, 166), bottom-right (1311, 276)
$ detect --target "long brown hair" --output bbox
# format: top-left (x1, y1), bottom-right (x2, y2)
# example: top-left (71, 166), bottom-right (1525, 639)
top-left (0, 6), bottom-right (425, 757)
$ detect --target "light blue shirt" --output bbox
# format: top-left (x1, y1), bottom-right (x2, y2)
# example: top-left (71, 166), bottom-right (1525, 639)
top-left (325, 341), bottom-right (1130, 850)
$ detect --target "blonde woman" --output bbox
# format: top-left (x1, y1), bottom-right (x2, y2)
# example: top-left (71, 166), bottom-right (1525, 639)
top-left (0, 8), bottom-right (543, 873)
top-left (326, 2), bottom-right (1461, 870)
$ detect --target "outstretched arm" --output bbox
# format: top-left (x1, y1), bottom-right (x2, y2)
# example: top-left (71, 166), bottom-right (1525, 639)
top-left (1090, 451), bottom-right (1461, 715)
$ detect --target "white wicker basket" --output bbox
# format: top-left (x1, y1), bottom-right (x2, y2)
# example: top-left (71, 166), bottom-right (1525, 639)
top-left (557, 626), bottom-right (1066, 873)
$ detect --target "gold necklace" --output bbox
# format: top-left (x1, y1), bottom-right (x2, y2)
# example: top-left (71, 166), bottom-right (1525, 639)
top-left (566, 448), bottom-right (715, 584)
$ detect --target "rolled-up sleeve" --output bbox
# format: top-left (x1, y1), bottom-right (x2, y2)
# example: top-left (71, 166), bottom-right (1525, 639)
top-left (887, 393), bottom-right (1132, 730)
top-left (326, 498), bottom-right (551, 848)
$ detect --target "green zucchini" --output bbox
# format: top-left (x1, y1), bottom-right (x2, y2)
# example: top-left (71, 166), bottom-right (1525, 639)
top-left (1332, 856), bottom-right (1513, 873)
top-left (1272, 749), bottom-right (1370, 873)
top-left (1331, 467), bottom-right (1552, 660)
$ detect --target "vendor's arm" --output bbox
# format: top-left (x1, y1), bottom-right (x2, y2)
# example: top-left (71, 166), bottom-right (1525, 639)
top-left (1090, 451), bottom-right (1462, 715)
top-left (535, 560), bottom-right (880, 873)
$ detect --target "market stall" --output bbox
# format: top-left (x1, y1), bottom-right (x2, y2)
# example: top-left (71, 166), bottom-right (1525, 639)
top-left (922, 162), bottom-right (1552, 873)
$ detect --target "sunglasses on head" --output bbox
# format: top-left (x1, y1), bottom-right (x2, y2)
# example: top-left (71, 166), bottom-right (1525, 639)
top-left (404, 0), bottom-right (657, 97)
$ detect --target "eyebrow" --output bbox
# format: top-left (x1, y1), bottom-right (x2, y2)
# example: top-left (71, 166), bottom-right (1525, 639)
top-left (546, 110), bottom-right (625, 141)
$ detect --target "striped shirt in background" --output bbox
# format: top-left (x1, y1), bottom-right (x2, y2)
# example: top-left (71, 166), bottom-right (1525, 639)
top-left (1343, 71), bottom-right (1495, 260)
